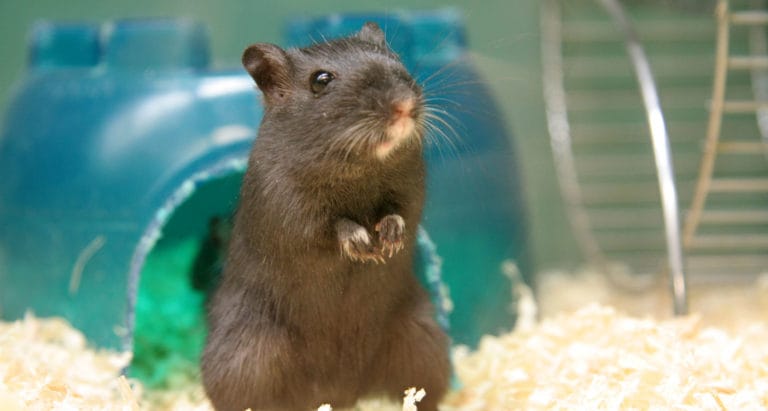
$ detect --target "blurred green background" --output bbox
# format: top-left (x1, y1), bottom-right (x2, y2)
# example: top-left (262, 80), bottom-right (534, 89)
top-left (0, 0), bottom-right (736, 277)
top-left (0, 0), bottom-right (573, 270)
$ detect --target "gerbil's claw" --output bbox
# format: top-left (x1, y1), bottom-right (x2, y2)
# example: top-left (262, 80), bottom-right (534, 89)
top-left (337, 215), bottom-right (407, 264)
top-left (375, 214), bottom-right (406, 259)
top-left (338, 220), bottom-right (382, 263)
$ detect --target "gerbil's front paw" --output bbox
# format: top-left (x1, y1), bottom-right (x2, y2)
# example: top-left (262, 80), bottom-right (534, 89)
top-left (337, 219), bottom-right (385, 264)
top-left (375, 214), bottom-right (405, 258)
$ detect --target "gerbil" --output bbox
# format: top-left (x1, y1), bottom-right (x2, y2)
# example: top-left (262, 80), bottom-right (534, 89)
top-left (201, 22), bottom-right (451, 411)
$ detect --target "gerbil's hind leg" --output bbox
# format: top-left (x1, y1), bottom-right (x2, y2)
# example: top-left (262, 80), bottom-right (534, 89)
top-left (201, 325), bottom-right (304, 411)
top-left (369, 304), bottom-right (451, 411)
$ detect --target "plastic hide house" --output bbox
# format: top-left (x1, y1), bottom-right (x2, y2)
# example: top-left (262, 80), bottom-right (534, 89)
top-left (0, 10), bottom-right (529, 381)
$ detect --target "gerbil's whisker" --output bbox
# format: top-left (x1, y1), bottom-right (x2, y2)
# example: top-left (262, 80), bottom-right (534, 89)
top-left (343, 129), bottom-right (363, 162)
top-left (416, 59), bottom-right (463, 87)
top-left (427, 105), bottom-right (463, 128)
top-left (339, 124), bottom-right (365, 162)
top-left (422, 120), bottom-right (451, 162)
top-left (423, 96), bottom-right (462, 106)
top-left (422, 107), bottom-right (465, 161)
top-left (335, 118), bottom-right (378, 163)
top-left (307, 33), bottom-right (322, 46)
top-left (324, 122), bottom-right (358, 163)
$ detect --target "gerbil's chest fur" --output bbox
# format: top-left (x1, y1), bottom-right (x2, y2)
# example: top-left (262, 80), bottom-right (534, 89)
top-left (253, 142), bottom-right (424, 247)
top-left (304, 166), bottom-right (396, 225)
top-left (233, 155), bottom-right (424, 336)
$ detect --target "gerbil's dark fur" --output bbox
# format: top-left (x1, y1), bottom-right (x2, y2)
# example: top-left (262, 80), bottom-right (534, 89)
top-left (201, 23), bottom-right (451, 411)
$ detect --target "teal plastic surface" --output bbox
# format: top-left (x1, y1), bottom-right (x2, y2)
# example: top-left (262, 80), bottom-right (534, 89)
top-left (0, 11), bottom-right (529, 363)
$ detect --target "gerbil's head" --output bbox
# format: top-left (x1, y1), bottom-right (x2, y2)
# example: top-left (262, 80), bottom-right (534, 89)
top-left (242, 22), bottom-right (424, 161)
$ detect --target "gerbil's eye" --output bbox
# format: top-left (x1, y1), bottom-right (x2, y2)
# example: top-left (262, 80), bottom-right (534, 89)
top-left (310, 70), bottom-right (334, 94)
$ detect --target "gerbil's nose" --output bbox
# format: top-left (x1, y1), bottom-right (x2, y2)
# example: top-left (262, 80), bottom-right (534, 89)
top-left (391, 99), bottom-right (415, 120)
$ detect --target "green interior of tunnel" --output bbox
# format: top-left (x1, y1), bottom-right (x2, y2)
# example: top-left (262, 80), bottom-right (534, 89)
top-left (130, 172), bottom-right (242, 389)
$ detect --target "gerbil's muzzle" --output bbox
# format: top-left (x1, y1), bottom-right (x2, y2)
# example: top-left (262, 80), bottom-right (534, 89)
top-left (376, 96), bottom-right (420, 159)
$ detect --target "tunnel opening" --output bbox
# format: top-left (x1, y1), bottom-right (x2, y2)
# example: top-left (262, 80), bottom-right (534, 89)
top-left (129, 171), bottom-right (242, 390)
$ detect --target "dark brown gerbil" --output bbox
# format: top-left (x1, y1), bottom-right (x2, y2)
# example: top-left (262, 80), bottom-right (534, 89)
top-left (200, 22), bottom-right (451, 411)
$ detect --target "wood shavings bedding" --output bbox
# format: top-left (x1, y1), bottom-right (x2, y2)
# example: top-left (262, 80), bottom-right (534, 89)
top-left (449, 304), bottom-right (768, 410)
top-left (2, 305), bottom-right (767, 410)
top-left (0, 313), bottom-right (419, 411)
top-left (0, 313), bottom-right (140, 410)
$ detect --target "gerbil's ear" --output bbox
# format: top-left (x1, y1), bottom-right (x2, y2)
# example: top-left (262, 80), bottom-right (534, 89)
top-left (242, 43), bottom-right (291, 98)
top-left (357, 22), bottom-right (386, 48)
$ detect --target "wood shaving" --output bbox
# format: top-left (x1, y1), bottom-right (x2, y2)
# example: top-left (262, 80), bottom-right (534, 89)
top-left (316, 388), bottom-right (425, 411)
top-left (0, 313), bottom-right (140, 410)
top-left (2, 291), bottom-right (768, 410)
top-left (448, 303), bottom-right (768, 411)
